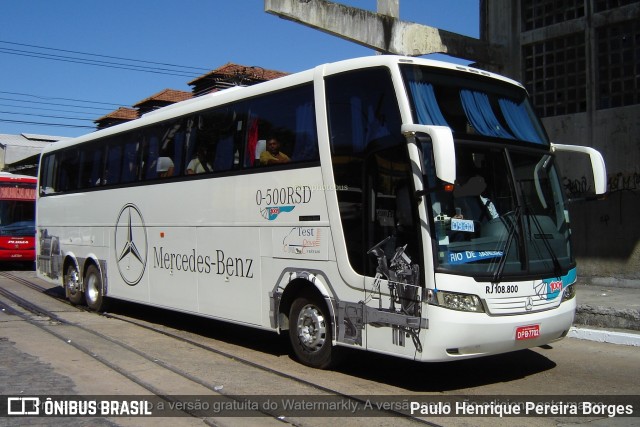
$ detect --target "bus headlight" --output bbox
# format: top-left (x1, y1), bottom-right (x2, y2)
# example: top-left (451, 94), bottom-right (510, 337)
top-left (434, 291), bottom-right (485, 313)
top-left (562, 284), bottom-right (576, 302)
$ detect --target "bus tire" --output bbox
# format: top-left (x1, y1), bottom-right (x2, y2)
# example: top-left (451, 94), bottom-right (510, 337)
top-left (84, 265), bottom-right (107, 312)
top-left (64, 263), bottom-right (83, 305)
top-left (289, 293), bottom-right (334, 369)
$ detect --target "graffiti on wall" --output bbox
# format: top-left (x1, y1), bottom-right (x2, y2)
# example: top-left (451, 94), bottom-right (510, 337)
top-left (563, 176), bottom-right (591, 198)
top-left (563, 171), bottom-right (640, 198)
top-left (607, 172), bottom-right (640, 194)
top-left (562, 171), bottom-right (639, 228)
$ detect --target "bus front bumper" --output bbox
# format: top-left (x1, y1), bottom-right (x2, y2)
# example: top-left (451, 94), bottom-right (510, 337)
top-left (0, 249), bottom-right (35, 262)
top-left (416, 298), bottom-right (576, 361)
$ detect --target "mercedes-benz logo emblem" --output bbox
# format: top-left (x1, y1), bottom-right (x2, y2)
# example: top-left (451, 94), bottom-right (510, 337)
top-left (525, 296), bottom-right (534, 311)
top-left (114, 203), bottom-right (147, 286)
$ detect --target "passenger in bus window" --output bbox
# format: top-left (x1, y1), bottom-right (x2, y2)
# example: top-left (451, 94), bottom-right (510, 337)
top-left (259, 137), bottom-right (290, 165)
top-left (186, 145), bottom-right (212, 174)
top-left (157, 157), bottom-right (174, 178)
top-left (453, 174), bottom-right (499, 222)
top-left (96, 172), bottom-right (107, 186)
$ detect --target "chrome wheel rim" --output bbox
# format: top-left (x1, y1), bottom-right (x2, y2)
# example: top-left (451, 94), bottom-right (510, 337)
top-left (296, 304), bottom-right (326, 352)
top-left (85, 274), bottom-right (99, 304)
top-left (65, 267), bottom-right (80, 296)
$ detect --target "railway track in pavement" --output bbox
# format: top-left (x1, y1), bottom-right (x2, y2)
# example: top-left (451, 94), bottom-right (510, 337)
top-left (0, 271), bottom-right (439, 426)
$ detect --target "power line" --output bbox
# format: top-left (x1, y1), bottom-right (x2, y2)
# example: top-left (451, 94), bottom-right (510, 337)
top-left (0, 96), bottom-right (117, 112)
top-left (0, 40), bottom-right (211, 72)
top-left (0, 118), bottom-right (95, 129)
top-left (0, 102), bottom-right (104, 117)
top-left (0, 90), bottom-right (125, 108)
top-left (0, 48), bottom-right (202, 78)
top-left (0, 110), bottom-right (95, 122)
top-left (0, 90), bottom-right (135, 132)
top-left (0, 40), bottom-right (211, 78)
top-left (0, 90), bottom-right (129, 133)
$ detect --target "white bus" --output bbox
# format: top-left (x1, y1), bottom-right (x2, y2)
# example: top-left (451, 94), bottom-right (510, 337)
top-left (36, 55), bottom-right (606, 369)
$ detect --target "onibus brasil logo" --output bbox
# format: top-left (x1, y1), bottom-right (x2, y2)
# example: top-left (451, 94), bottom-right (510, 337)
top-left (114, 203), bottom-right (148, 286)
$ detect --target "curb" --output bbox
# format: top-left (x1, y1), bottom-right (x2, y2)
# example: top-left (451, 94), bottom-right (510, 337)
top-left (567, 326), bottom-right (640, 347)
top-left (574, 304), bottom-right (640, 331)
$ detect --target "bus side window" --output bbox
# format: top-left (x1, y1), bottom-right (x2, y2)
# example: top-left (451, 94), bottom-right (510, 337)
top-left (212, 134), bottom-right (235, 172)
top-left (120, 139), bottom-right (140, 183)
top-left (78, 146), bottom-right (104, 188)
top-left (242, 84), bottom-right (318, 168)
top-left (58, 149), bottom-right (80, 192)
top-left (105, 143), bottom-right (122, 186)
top-left (290, 101), bottom-right (318, 162)
top-left (39, 154), bottom-right (58, 195)
top-left (183, 117), bottom-right (200, 173)
top-left (142, 135), bottom-right (160, 180)
top-left (159, 121), bottom-right (183, 177)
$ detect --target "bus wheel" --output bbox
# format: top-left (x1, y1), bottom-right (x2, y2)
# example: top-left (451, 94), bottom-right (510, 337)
top-left (289, 294), bottom-right (333, 369)
top-left (84, 265), bottom-right (106, 312)
top-left (64, 264), bottom-right (83, 305)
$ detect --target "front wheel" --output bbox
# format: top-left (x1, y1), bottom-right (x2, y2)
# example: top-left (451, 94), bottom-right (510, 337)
top-left (289, 293), bottom-right (334, 369)
top-left (84, 265), bottom-right (107, 312)
top-left (64, 263), bottom-right (83, 305)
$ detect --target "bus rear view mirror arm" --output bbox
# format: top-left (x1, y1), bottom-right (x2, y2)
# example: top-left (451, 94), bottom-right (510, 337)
top-left (402, 124), bottom-right (456, 185)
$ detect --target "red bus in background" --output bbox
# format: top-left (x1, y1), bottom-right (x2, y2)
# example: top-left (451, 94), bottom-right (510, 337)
top-left (0, 172), bottom-right (36, 264)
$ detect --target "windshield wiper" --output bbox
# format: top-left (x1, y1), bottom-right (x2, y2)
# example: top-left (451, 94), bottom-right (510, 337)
top-left (492, 206), bottom-right (521, 283)
top-left (525, 204), bottom-right (562, 278)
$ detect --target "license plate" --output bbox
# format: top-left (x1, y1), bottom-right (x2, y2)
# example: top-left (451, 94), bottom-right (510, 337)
top-left (516, 324), bottom-right (540, 340)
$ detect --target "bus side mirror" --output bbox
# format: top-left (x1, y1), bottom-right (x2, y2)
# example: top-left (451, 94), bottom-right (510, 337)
top-left (551, 143), bottom-right (607, 195)
top-left (402, 124), bottom-right (456, 184)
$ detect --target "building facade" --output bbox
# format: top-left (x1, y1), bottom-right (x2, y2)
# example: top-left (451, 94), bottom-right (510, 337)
top-left (0, 133), bottom-right (68, 176)
top-left (481, 0), bottom-right (640, 284)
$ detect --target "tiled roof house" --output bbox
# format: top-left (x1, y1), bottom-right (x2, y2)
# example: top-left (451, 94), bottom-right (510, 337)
top-left (188, 63), bottom-right (288, 96)
top-left (93, 63), bottom-right (288, 130)
top-left (94, 107), bottom-right (138, 130)
top-left (133, 89), bottom-right (193, 116)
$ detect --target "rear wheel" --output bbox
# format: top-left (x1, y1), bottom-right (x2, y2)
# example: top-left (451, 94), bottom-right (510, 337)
top-left (84, 265), bottom-right (107, 312)
top-left (289, 293), bottom-right (334, 369)
top-left (64, 263), bottom-right (83, 305)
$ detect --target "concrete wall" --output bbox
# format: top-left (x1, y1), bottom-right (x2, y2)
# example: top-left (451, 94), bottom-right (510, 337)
top-left (480, 0), bottom-right (640, 286)
top-left (544, 105), bottom-right (640, 285)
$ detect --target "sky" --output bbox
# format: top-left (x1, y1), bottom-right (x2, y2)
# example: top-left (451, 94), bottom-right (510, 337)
top-left (0, 0), bottom-right (479, 138)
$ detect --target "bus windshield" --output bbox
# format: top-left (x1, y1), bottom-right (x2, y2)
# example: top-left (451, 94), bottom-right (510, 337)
top-left (400, 65), bottom-right (571, 280)
top-left (0, 200), bottom-right (35, 236)
top-left (425, 145), bottom-right (572, 280)
top-left (0, 183), bottom-right (36, 237)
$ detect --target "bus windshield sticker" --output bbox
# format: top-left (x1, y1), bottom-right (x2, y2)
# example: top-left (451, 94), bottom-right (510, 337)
top-left (448, 250), bottom-right (504, 265)
top-left (451, 218), bottom-right (475, 232)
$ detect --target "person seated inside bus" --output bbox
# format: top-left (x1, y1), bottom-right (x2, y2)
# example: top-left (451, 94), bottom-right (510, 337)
top-left (259, 137), bottom-right (290, 165)
top-left (453, 174), bottom-right (499, 222)
top-left (156, 157), bottom-right (174, 178)
top-left (186, 145), bottom-right (212, 174)
top-left (95, 173), bottom-right (107, 186)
